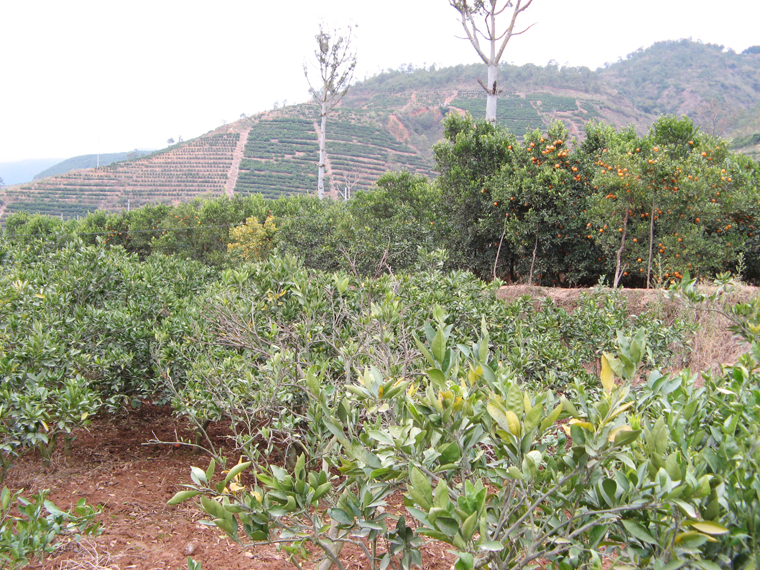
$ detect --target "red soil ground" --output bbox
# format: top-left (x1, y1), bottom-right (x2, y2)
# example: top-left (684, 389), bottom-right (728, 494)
top-left (5, 404), bottom-right (454, 570)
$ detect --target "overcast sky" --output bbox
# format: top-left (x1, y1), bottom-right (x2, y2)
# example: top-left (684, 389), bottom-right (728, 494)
top-left (1, 0), bottom-right (758, 162)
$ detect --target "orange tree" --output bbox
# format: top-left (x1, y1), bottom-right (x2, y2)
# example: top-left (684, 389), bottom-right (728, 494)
top-left (491, 121), bottom-right (601, 286)
top-left (587, 116), bottom-right (760, 287)
top-left (433, 113), bottom-right (520, 278)
top-left (583, 122), bottom-right (643, 287)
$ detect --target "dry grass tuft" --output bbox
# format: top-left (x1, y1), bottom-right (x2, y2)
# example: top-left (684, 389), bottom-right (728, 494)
top-left (55, 539), bottom-right (122, 570)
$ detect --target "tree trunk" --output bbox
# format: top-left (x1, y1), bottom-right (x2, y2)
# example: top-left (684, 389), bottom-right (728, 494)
top-left (528, 233), bottom-right (538, 285)
top-left (646, 197), bottom-right (656, 289)
top-left (485, 64), bottom-right (498, 123)
top-left (613, 207), bottom-right (629, 288)
top-left (493, 215), bottom-right (508, 281)
top-left (318, 101), bottom-right (328, 200)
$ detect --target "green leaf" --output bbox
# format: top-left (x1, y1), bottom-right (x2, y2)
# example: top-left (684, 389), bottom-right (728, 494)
top-left (454, 552), bottom-right (474, 570)
top-left (507, 466), bottom-right (524, 480)
top-left (214, 517), bottom-right (238, 539)
top-left (613, 428), bottom-right (642, 447)
top-left (434, 516), bottom-right (459, 538)
top-left (190, 466), bottom-right (207, 486)
top-left (416, 528), bottom-right (453, 543)
top-left (433, 479), bottom-right (450, 509)
top-left (414, 333), bottom-right (436, 368)
top-left (672, 499), bottom-right (698, 519)
top-left (409, 466), bottom-right (432, 509)
top-left (478, 540), bottom-right (504, 552)
top-left (432, 329), bottom-right (446, 364)
top-left (506, 383), bottom-right (524, 414)
top-left (223, 461), bottom-right (252, 488)
top-left (201, 496), bottom-right (227, 520)
top-left (439, 442), bottom-right (461, 464)
top-left (622, 520), bottom-right (657, 545)
top-left (461, 511), bottom-right (478, 541)
top-left (524, 403), bottom-right (543, 432)
top-left (539, 403), bottom-right (563, 433)
top-left (167, 490), bottom-right (201, 505)
top-left (312, 482), bottom-right (332, 501)
top-left (562, 397), bottom-right (580, 418)
top-left (205, 459), bottom-right (216, 483)
top-left (427, 368), bottom-right (446, 386)
top-left (368, 430), bottom-right (395, 447)
top-left (329, 507), bottom-right (355, 526)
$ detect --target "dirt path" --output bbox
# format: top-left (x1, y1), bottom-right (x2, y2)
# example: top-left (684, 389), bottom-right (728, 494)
top-left (225, 127), bottom-right (252, 198)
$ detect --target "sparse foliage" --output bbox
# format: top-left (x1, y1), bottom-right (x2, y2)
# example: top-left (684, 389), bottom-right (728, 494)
top-left (304, 24), bottom-right (357, 199)
top-left (450, 0), bottom-right (535, 122)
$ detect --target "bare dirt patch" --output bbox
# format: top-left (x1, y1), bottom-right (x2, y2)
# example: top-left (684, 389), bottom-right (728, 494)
top-left (5, 406), bottom-right (454, 570)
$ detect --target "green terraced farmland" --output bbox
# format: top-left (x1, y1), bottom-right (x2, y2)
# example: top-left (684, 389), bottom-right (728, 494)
top-left (449, 95), bottom-right (544, 135)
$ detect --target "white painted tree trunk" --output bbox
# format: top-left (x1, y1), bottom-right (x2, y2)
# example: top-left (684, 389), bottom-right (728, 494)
top-left (317, 102), bottom-right (328, 200)
top-left (451, 0), bottom-right (534, 123)
top-left (485, 63), bottom-right (498, 123)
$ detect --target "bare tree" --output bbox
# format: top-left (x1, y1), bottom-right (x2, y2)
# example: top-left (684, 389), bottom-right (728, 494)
top-left (450, 0), bottom-right (535, 122)
top-left (337, 168), bottom-right (361, 201)
top-left (304, 24), bottom-right (357, 199)
top-left (696, 98), bottom-right (741, 137)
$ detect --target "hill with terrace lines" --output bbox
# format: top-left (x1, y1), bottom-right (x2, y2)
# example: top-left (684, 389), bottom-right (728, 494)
top-left (1, 127), bottom-right (245, 220)
top-left (3, 39), bottom-right (759, 221)
top-left (1, 105), bottom-right (436, 220)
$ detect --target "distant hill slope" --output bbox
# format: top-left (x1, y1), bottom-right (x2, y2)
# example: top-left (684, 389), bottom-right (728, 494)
top-left (0, 158), bottom-right (62, 186)
top-left (1, 126), bottom-right (246, 220)
top-left (2, 39), bottom-right (758, 221)
top-left (33, 151), bottom-right (152, 180)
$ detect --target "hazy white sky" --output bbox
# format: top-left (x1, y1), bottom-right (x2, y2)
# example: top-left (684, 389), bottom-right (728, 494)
top-left (1, 0), bottom-right (758, 162)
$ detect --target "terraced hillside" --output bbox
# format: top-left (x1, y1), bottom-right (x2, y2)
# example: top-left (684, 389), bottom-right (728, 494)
top-left (3, 40), bottom-right (758, 220)
top-left (1, 128), bottom-right (245, 220)
top-left (234, 111), bottom-right (434, 199)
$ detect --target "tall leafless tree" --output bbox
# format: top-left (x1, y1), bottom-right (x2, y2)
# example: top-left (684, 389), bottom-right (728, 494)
top-left (450, 0), bottom-right (535, 122)
top-left (304, 24), bottom-right (357, 199)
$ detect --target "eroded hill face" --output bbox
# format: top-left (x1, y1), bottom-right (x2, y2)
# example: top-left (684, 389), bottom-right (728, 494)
top-left (3, 40), bottom-right (758, 220)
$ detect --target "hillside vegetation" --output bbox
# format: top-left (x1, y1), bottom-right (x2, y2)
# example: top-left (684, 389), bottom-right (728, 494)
top-left (1, 98), bottom-right (760, 568)
top-left (5, 113), bottom-right (759, 288)
top-left (33, 150), bottom-right (152, 180)
top-left (1, 39), bottom-right (758, 220)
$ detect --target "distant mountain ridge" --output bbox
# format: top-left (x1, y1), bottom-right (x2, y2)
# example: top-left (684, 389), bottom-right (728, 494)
top-left (2, 39), bottom-right (758, 221)
top-left (33, 151), bottom-right (153, 180)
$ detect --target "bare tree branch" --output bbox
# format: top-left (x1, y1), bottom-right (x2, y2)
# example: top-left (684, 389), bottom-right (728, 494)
top-left (449, 0), bottom-right (535, 121)
top-left (304, 24), bottom-right (357, 199)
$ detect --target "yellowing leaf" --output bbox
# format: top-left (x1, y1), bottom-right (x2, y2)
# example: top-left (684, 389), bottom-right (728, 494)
top-left (690, 521), bottom-right (729, 535)
top-left (41, 420), bottom-right (49, 432)
top-left (608, 425), bottom-right (632, 442)
top-left (601, 354), bottom-right (615, 394)
top-left (228, 482), bottom-right (245, 492)
top-left (568, 418), bottom-right (594, 431)
top-left (505, 410), bottom-right (521, 436)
